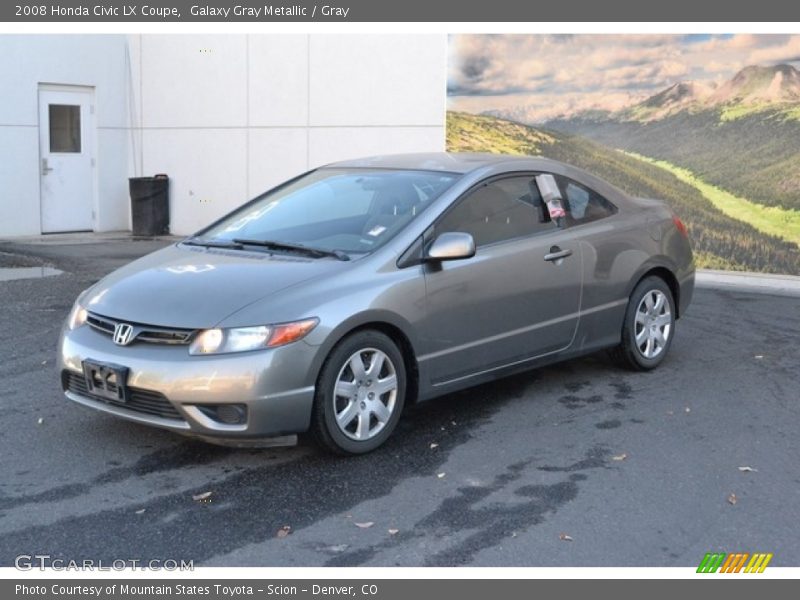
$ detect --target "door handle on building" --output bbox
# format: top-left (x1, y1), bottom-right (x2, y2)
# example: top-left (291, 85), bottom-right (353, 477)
top-left (41, 158), bottom-right (54, 175)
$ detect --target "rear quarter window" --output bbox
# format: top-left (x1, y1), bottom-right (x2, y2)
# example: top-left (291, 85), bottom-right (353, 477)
top-left (555, 176), bottom-right (617, 225)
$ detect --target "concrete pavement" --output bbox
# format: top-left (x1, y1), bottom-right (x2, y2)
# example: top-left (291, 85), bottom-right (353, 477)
top-left (0, 237), bottom-right (798, 567)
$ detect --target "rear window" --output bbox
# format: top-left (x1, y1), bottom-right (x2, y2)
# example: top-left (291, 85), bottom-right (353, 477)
top-left (555, 175), bottom-right (617, 224)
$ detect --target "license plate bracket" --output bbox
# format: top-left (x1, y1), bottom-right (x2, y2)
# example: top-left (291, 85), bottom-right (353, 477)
top-left (82, 360), bottom-right (129, 402)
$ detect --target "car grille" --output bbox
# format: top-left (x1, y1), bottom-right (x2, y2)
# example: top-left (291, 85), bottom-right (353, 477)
top-left (61, 370), bottom-right (183, 421)
top-left (86, 312), bottom-right (196, 345)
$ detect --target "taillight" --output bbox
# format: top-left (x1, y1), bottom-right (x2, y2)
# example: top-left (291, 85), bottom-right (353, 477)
top-left (672, 214), bottom-right (688, 238)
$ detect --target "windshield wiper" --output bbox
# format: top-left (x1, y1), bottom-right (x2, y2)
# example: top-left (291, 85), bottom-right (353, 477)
top-left (232, 239), bottom-right (351, 261)
top-left (183, 237), bottom-right (244, 250)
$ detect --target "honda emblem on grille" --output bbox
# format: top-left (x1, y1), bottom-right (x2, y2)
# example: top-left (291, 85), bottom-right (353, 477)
top-left (113, 323), bottom-right (135, 346)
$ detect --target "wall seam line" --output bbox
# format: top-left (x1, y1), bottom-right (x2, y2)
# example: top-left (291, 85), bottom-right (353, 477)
top-left (306, 34), bottom-right (311, 170)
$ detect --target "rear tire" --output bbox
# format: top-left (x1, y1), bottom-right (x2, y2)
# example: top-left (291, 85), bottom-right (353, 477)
top-left (310, 330), bottom-right (406, 455)
top-left (610, 276), bottom-right (676, 371)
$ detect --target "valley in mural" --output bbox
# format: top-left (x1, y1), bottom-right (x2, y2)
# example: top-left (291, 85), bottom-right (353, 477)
top-left (447, 111), bottom-right (800, 274)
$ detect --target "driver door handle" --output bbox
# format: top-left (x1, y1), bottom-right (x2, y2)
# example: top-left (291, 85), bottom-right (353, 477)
top-left (544, 246), bottom-right (573, 262)
top-left (41, 158), bottom-right (54, 175)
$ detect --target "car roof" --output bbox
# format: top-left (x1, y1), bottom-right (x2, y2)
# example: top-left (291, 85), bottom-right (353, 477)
top-left (322, 152), bottom-right (567, 175)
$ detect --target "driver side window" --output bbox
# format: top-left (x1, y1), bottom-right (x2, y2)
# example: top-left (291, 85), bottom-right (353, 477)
top-left (437, 176), bottom-right (555, 247)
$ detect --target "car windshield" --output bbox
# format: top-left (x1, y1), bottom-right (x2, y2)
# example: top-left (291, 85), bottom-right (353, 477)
top-left (196, 168), bottom-right (460, 255)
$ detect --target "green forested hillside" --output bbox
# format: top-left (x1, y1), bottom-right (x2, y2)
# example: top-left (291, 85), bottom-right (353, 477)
top-left (447, 111), bottom-right (800, 274)
top-left (546, 109), bottom-right (800, 212)
top-left (544, 64), bottom-right (800, 212)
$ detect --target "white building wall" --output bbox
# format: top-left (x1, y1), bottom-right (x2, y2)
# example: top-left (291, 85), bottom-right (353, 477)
top-left (0, 34), bottom-right (447, 237)
top-left (137, 34), bottom-right (447, 236)
top-left (0, 35), bottom-right (133, 237)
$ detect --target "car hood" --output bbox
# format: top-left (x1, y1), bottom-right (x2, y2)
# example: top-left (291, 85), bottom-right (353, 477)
top-left (83, 244), bottom-right (349, 328)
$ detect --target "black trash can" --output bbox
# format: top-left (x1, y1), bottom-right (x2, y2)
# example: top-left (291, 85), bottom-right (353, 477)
top-left (129, 174), bottom-right (170, 236)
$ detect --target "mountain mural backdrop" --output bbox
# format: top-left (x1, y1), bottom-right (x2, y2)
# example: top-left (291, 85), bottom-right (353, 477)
top-left (545, 64), bottom-right (800, 213)
top-left (448, 35), bottom-right (800, 275)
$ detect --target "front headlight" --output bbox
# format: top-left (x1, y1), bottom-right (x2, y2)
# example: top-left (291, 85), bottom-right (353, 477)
top-left (189, 318), bottom-right (319, 355)
top-left (66, 298), bottom-right (88, 330)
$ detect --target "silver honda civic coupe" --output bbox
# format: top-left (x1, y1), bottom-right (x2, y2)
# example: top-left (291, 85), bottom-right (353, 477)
top-left (59, 153), bottom-right (694, 454)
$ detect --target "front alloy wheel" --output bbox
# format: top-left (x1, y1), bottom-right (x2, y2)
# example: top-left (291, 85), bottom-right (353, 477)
top-left (311, 330), bottom-right (406, 455)
top-left (333, 348), bottom-right (398, 441)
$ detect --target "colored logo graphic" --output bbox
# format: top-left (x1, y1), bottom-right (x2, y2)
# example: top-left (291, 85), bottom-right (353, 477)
top-left (697, 552), bottom-right (773, 573)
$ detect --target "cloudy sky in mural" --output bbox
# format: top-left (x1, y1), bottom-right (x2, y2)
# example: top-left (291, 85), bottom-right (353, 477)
top-left (447, 34), bottom-right (800, 121)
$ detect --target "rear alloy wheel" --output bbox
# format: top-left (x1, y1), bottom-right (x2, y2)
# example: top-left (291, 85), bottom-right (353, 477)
top-left (311, 330), bottom-right (406, 455)
top-left (611, 276), bottom-right (676, 371)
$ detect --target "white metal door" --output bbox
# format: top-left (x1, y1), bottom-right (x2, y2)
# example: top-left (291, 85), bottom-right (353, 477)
top-left (38, 86), bottom-right (95, 233)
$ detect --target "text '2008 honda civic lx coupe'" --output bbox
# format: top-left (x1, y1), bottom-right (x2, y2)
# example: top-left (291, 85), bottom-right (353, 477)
top-left (59, 153), bottom-right (694, 454)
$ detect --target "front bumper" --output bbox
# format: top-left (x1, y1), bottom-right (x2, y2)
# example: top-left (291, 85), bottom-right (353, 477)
top-left (57, 324), bottom-right (318, 439)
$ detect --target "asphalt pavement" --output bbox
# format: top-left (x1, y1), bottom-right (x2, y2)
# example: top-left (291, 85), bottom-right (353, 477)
top-left (0, 236), bottom-right (798, 567)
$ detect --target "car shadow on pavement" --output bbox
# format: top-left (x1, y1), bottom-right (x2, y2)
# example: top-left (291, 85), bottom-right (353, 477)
top-left (0, 364), bottom-right (555, 565)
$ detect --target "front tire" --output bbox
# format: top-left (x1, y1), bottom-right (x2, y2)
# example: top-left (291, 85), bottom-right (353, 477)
top-left (310, 330), bottom-right (406, 455)
top-left (611, 276), bottom-right (676, 371)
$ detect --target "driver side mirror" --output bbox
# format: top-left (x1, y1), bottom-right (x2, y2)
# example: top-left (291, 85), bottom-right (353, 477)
top-left (426, 232), bottom-right (476, 261)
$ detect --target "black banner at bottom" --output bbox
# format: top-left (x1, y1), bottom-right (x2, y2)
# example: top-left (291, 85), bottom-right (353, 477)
top-left (3, 579), bottom-right (794, 600)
